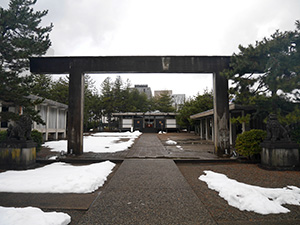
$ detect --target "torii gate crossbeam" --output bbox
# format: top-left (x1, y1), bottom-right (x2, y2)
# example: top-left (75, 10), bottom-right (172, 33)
top-left (30, 56), bottom-right (231, 156)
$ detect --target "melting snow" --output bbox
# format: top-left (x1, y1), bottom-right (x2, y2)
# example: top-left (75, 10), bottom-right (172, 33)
top-left (199, 170), bottom-right (300, 214)
top-left (176, 145), bottom-right (183, 150)
top-left (0, 161), bottom-right (115, 193)
top-left (0, 206), bottom-right (70, 225)
top-left (43, 131), bottom-right (142, 153)
top-left (166, 139), bottom-right (177, 145)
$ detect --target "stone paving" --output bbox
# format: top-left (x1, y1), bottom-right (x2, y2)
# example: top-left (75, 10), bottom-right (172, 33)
top-left (75, 134), bottom-right (217, 224)
top-left (126, 134), bottom-right (168, 158)
top-left (77, 159), bottom-right (216, 225)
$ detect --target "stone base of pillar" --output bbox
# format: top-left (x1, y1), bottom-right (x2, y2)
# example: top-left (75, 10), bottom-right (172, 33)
top-left (0, 141), bottom-right (36, 169)
top-left (260, 141), bottom-right (300, 170)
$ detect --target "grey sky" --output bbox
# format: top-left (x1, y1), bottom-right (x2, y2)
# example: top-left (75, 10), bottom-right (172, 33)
top-left (2, 0), bottom-right (299, 97)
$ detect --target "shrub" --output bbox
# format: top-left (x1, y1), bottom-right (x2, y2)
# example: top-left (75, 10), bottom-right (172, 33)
top-left (31, 130), bottom-right (43, 151)
top-left (235, 129), bottom-right (267, 157)
top-left (0, 130), bottom-right (7, 142)
top-left (290, 126), bottom-right (300, 146)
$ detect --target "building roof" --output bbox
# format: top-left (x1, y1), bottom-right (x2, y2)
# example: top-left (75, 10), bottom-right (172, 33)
top-left (190, 104), bottom-right (255, 120)
top-left (28, 95), bottom-right (68, 109)
top-left (112, 112), bottom-right (178, 116)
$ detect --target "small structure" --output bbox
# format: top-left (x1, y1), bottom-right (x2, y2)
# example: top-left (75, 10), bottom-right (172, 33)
top-left (112, 112), bottom-right (178, 133)
top-left (0, 95), bottom-right (68, 141)
top-left (190, 104), bottom-right (260, 147)
top-left (261, 114), bottom-right (300, 170)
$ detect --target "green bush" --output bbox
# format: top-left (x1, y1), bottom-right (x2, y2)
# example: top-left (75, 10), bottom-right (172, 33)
top-left (0, 130), bottom-right (7, 142)
top-left (291, 126), bottom-right (300, 146)
top-left (31, 129), bottom-right (43, 151)
top-left (235, 129), bottom-right (267, 157)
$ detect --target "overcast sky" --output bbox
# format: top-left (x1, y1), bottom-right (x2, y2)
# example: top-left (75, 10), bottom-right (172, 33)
top-left (2, 0), bottom-right (300, 98)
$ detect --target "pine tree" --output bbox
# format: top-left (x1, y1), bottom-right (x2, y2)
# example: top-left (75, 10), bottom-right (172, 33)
top-left (48, 76), bottom-right (69, 104)
top-left (224, 21), bottom-right (300, 112)
top-left (30, 74), bottom-right (53, 99)
top-left (0, 0), bottom-right (52, 123)
top-left (100, 77), bottom-right (114, 127)
top-left (151, 92), bottom-right (175, 112)
top-left (83, 75), bottom-right (102, 131)
top-left (176, 90), bottom-right (213, 130)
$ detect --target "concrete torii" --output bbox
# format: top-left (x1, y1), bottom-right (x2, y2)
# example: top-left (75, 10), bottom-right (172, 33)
top-left (30, 56), bottom-right (231, 156)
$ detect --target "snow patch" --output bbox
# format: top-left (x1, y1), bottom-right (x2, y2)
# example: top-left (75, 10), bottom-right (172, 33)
top-left (0, 161), bottom-right (115, 193)
top-left (199, 170), bottom-right (300, 215)
top-left (0, 206), bottom-right (71, 225)
top-left (48, 156), bottom-right (58, 160)
top-left (176, 145), bottom-right (183, 150)
top-left (166, 139), bottom-right (177, 145)
top-left (43, 131), bottom-right (141, 153)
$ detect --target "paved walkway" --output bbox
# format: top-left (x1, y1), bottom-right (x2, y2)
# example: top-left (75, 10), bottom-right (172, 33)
top-left (78, 159), bottom-right (215, 224)
top-left (126, 133), bottom-right (168, 158)
top-left (77, 134), bottom-right (216, 224)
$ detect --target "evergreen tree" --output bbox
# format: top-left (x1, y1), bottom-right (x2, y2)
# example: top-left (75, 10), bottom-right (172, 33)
top-left (83, 75), bottom-right (102, 131)
top-left (176, 90), bottom-right (213, 130)
top-left (112, 76), bottom-right (125, 112)
top-left (152, 92), bottom-right (175, 112)
top-left (49, 76), bottom-right (69, 105)
top-left (126, 89), bottom-right (150, 112)
top-left (224, 21), bottom-right (300, 113)
top-left (100, 77), bottom-right (114, 127)
top-left (99, 76), bottom-right (155, 129)
top-left (30, 74), bottom-right (53, 99)
top-left (0, 0), bottom-right (52, 123)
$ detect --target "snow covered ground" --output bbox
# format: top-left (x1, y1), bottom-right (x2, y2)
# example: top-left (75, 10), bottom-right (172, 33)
top-left (199, 170), bottom-right (300, 215)
top-left (0, 206), bottom-right (70, 225)
top-left (43, 131), bottom-right (142, 153)
top-left (0, 161), bottom-right (116, 224)
top-left (0, 161), bottom-right (115, 193)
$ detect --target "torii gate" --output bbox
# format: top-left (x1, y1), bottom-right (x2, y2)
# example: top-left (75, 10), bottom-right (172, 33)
top-left (30, 56), bottom-right (231, 156)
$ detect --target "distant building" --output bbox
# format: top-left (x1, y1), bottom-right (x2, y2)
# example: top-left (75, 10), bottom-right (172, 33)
top-left (154, 90), bottom-right (172, 97)
top-left (134, 85), bottom-right (152, 99)
top-left (172, 94), bottom-right (185, 110)
top-left (112, 112), bottom-right (178, 133)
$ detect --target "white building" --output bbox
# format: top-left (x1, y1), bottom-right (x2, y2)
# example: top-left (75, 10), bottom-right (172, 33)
top-left (0, 95), bottom-right (68, 141)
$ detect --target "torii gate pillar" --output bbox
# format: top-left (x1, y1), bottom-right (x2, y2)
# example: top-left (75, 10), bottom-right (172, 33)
top-left (67, 67), bottom-right (84, 155)
top-left (213, 71), bottom-right (230, 156)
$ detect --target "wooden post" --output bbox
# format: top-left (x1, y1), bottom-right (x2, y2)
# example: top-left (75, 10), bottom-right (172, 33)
top-left (67, 67), bottom-right (84, 155)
